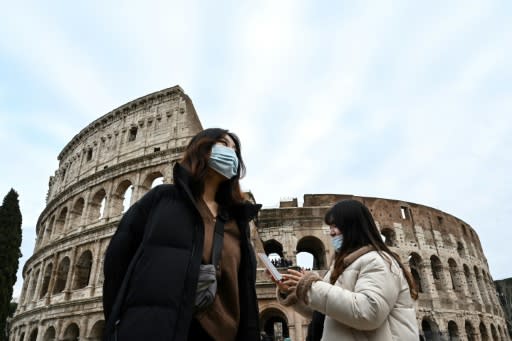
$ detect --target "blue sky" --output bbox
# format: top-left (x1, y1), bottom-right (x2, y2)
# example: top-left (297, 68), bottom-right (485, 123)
top-left (1, 0), bottom-right (511, 298)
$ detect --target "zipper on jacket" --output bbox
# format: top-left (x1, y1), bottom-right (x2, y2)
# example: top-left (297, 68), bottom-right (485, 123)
top-left (114, 319), bottom-right (120, 341)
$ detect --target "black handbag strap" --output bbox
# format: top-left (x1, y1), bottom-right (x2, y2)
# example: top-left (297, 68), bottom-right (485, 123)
top-left (211, 217), bottom-right (225, 268)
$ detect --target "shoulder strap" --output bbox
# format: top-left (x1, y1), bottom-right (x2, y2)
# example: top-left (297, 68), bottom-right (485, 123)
top-left (211, 217), bottom-right (225, 268)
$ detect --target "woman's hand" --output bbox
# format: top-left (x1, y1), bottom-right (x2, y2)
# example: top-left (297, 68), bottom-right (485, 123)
top-left (282, 268), bottom-right (306, 290)
top-left (265, 268), bottom-right (306, 295)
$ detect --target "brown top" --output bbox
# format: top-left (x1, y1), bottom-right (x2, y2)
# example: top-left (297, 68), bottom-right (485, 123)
top-left (196, 199), bottom-right (241, 341)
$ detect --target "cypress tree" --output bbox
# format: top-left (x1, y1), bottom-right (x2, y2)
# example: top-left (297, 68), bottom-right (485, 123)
top-left (0, 189), bottom-right (22, 341)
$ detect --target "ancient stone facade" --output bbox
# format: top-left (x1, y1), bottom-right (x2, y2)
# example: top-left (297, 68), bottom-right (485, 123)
top-left (9, 86), bottom-right (203, 341)
top-left (495, 278), bottom-right (512, 337)
top-left (257, 195), bottom-right (510, 341)
top-left (9, 86), bottom-right (510, 341)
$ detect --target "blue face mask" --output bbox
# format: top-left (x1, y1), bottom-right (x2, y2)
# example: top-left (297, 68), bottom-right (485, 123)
top-left (208, 144), bottom-right (239, 179)
top-left (331, 234), bottom-right (344, 252)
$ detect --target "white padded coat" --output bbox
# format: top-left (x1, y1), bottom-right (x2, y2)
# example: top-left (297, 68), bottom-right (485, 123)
top-left (279, 251), bottom-right (419, 341)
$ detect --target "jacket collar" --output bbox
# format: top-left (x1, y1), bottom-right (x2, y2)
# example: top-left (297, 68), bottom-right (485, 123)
top-left (173, 162), bottom-right (261, 222)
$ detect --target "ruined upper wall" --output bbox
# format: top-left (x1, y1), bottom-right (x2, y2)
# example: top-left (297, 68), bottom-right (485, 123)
top-left (46, 86), bottom-right (202, 203)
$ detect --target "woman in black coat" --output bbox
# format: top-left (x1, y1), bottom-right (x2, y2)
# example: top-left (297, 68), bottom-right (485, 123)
top-left (103, 128), bottom-right (261, 341)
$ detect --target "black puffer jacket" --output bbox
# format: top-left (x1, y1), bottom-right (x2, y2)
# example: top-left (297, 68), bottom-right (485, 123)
top-left (103, 163), bottom-right (261, 341)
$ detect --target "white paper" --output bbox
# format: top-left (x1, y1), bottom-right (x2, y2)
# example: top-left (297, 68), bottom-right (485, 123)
top-left (257, 253), bottom-right (282, 281)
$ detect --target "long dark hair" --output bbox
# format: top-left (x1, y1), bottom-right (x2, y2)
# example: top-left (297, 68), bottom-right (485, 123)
top-left (180, 128), bottom-right (246, 207)
top-left (324, 199), bottom-right (418, 300)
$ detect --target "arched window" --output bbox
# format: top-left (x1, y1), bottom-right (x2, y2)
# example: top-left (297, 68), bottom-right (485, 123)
top-left (409, 253), bottom-right (423, 293)
top-left (430, 255), bottom-right (444, 291)
top-left (490, 324), bottom-right (498, 341)
top-left (421, 317), bottom-right (440, 340)
top-left (448, 258), bottom-right (462, 294)
top-left (263, 239), bottom-right (283, 258)
top-left (296, 236), bottom-right (326, 270)
top-left (29, 329), bottom-right (38, 341)
top-left (296, 252), bottom-right (314, 270)
top-left (43, 326), bottom-right (56, 341)
top-left (53, 257), bottom-right (70, 294)
top-left (88, 320), bottom-right (104, 341)
top-left (111, 180), bottom-right (133, 216)
top-left (63, 323), bottom-right (79, 341)
top-left (380, 227), bottom-right (397, 247)
top-left (447, 320), bottom-right (459, 340)
top-left (88, 189), bottom-right (107, 222)
top-left (73, 250), bottom-right (93, 289)
top-left (457, 241), bottom-right (466, 258)
top-left (69, 197), bottom-right (85, 231)
top-left (28, 269), bottom-right (39, 301)
top-left (259, 308), bottom-right (289, 341)
top-left (465, 320), bottom-right (476, 341)
top-left (474, 266), bottom-right (491, 311)
top-left (54, 207), bottom-right (68, 236)
top-left (151, 176), bottom-right (164, 188)
top-left (40, 263), bottom-right (53, 298)
top-left (142, 171), bottom-right (166, 190)
top-left (45, 215), bottom-right (55, 242)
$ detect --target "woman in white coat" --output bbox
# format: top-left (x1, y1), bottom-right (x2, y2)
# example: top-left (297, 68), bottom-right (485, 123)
top-left (275, 199), bottom-right (419, 341)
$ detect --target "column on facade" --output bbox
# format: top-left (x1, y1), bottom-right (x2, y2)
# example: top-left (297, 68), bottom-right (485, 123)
top-left (88, 242), bottom-right (103, 296)
top-left (45, 252), bottom-right (60, 305)
top-left (420, 259), bottom-right (438, 303)
top-left (64, 247), bottom-right (78, 298)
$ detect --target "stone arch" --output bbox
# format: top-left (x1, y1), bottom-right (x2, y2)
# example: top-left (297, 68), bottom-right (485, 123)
top-left (43, 326), bottom-right (56, 341)
top-left (19, 332), bottom-right (25, 341)
top-left (490, 323), bottom-right (498, 341)
top-left (40, 263), bottom-right (53, 298)
top-left (483, 270), bottom-right (496, 314)
top-left (53, 256), bottom-right (70, 294)
top-left (457, 241), bottom-right (466, 258)
top-left (380, 227), bottom-right (397, 247)
top-left (448, 258), bottom-right (463, 294)
top-left (430, 255), bottom-right (444, 291)
top-left (54, 206), bottom-right (68, 236)
top-left (409, 253), bottom-right (424, 293)
top-left (259, 307), bottom-right (289, 341)
top-left (28, 328), bottom-right (38, 341)
top-left (474, 265), bottom-right (491, 311)
top-left (447, 320), bottom-right (459, 340)
top-left (111, 179), bottom-right (134, 216)
top-left (479, 321), bottom-right (489, 341)
top-left (464, 264), bottom-right (478, 302)
top-left (62, 322), bottom-right (79, 341)
top-left (68, 197), bottom-right (85, 231)
top-left (465, 320), bottom-right (476, 341)
top-left (37, 221), bottom-right (46, 247)
top-left (296, 236), bottom-right (326, 270)
top-left (142, 171), bottom-right (166, 189)
top-left (28, 269), bottom-right (40, 302)
top-left (88, 320), bottom-right (104, 341)
top-left (421, 316), bottom-right (440, 340)
top-left (263, 239), bottom-right (283, 258)
top-left (73, 250), bottom-right (93, 289)
top-left (45, 215), bottom-right (55, 242)
top-left (87, 188), bottom-right (107, 222)
top-left (296, 251), bottom-right (314, 270)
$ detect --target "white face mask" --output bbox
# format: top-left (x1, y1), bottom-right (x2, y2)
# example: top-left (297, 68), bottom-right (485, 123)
top-left (208, 144), bottom-right (239, 179)
top-left (331, 234), bottom-right (344, 251)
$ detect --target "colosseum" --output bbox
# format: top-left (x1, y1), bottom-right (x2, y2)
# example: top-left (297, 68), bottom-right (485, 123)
top-left (9, 86), bottom-right (510, 341)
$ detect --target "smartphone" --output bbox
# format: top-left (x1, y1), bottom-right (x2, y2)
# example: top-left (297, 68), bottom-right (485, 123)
top-left (257, 253), bottom-right (283, 282)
